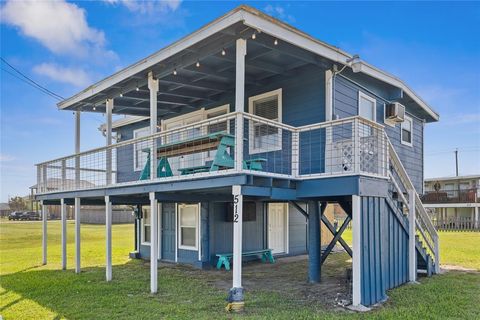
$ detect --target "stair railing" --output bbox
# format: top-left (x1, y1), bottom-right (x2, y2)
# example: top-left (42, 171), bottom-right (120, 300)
top-left (385, 133), bottom-right (439, 274)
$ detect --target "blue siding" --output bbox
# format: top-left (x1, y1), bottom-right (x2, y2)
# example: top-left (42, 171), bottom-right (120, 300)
top-left (334, 76), bottom-right (424, 193)
top-left (360, 196), bottom-right (409, 306)
top-left (288, 202), bottom-right (308, 254)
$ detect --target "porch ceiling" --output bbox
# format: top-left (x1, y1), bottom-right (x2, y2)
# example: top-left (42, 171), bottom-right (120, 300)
top-left (65, 22), bottom-right (331, 117)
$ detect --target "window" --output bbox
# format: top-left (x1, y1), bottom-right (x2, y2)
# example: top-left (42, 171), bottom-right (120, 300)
top-left (401, 115), bottom-right (413, 146)
top-left (358, 91), bottom-right (376, 137)
top-left (444, 183), bottom-right (455, 197)
top-left (248, 89), bottom-right (282, 154)
top-left (178, 204), bottom-right (198, 250)
top-left (141, 206), bottom-right (151, 244)
top-left (133, 127), bottom-right (150, 171)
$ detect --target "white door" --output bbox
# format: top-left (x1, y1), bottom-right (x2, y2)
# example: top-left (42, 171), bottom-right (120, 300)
top-left (268, 203), bottom-right (287, 254)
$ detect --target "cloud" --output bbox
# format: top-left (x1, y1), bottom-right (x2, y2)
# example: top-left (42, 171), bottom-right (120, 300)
top-left (0, 0), bottom-right (114, 59)
top-left (264, 4), bottom-right (296, 23)
top-left (103, 0), bottom-right (182, 14)
top-left (33, 63), bottom-right (92, 87)
top-left (0, 153), bottom-right (15, 162)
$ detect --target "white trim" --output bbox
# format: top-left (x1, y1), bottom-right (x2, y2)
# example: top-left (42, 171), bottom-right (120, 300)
top-left (141, 206), bottom-right (151, 245)
top-left (133, 126), bottom-right (150, 171)
top-left (408, 190), bottom-right (416, 282)
top-left (198, 202), bottom-right (202, 261)
top-left (175, 204), bottom-right (178, 262)
top-left (105, 195), bottom-right (112, 282)
top-left (248, 88), bottom-right (283, 154)
top-left (358, 91), bottom-right (377, 122)
top-left (401, 115), bottom-right (413, 147)
top-left (149, 192), bottom-right (158, 294)
top-left (158, 203), bottom-right (162, 260)
top-left (58, 6), bottom-right (438, 122)
top-left (177, 203), bottom-right (200, 251)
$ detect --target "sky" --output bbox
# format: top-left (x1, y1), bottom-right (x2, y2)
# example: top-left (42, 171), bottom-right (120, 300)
top-left (1, 1), bottom-right (479, 201)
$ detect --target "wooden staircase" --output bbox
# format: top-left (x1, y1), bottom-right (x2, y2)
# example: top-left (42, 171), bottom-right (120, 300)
top-left (386, 135), bottom-right (439, 276)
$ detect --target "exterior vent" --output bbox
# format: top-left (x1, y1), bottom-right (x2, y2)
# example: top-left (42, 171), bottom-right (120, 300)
top-left (385, 102), bottom-right (405, 122)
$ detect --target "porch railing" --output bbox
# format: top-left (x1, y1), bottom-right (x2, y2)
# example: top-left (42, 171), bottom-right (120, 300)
top-left (35, 113), bottom-right (388, 194)
top-left (421, 189), bottom-right (478, 204)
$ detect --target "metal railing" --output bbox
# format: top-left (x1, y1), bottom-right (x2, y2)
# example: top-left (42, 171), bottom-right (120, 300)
top-left (386, 134), bottom-right (439, 273)
top-left (35, 113), bottom-right (389, 194)
top-left (422, 189), bottom-right (478, 204)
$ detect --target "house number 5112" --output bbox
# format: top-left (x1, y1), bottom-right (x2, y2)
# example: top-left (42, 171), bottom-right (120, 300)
top-left (233, 195), bottom-right (239, 223)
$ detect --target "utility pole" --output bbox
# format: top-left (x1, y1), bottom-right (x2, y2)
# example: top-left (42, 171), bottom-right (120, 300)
top-left (455, 149), bottom-right (459, 177)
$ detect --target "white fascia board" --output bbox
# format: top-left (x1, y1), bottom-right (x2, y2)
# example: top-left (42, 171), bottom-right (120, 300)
top-left (241, 10), bottom-right (439, 122)
top-left (58, 10), bottom-right (245, 110)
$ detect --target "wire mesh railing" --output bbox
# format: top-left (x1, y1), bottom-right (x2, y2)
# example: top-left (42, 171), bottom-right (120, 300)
top-left (36, 113), bottom-right (389, 194)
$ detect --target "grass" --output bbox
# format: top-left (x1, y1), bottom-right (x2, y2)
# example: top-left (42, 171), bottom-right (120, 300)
top-left (1, 220), bottom-right (479, 319)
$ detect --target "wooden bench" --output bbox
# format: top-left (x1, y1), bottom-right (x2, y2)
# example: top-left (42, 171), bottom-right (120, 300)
top-left (215, 249), bottom-right (275, 270)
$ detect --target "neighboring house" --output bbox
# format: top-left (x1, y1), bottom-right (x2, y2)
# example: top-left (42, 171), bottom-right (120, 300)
top-left (423, 175), bottom-right (479, 230)
top-left (34, 6), bottom-right (440, 308)
top-left (0, 203), bottom-right (11, 217)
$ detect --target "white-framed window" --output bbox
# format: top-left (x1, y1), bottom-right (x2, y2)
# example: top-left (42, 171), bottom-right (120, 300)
top-left (248, 88), bottom-right (283, 154)
top-left (133, 127), bottom-right (151, 171)
top-left (401, 115), bottom-right (413, 147)
top-left (177, 203), bottom-right (199, 250)
top-left (444, 183), bottom-right (455, 197)
top-left (141, 206), bottom-right (151, 244)
top-left (358, 91), bottom-right (376, 137)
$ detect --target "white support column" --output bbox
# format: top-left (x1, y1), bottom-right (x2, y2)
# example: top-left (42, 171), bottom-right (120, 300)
top-left (408, 190), bottom-right (417, 282)
top-left (42, 201), bottom-right (47, 265)
top-left (325, 69), bottom-right (333, 121)
top-left (228, 185), bottom-right (244, 308)
top-left (105, 196), bottom-right (112, 281)
top-left (475, 207), bottom-right (479, 229)
top-left (61, 199), bottom-right (67, 270)
top-left (75, 111), bottom-right (81, 188)
top-left (75, 197), bottom-right (81, 273)
top-left (150, 192), bottom-right (158, 293)
top-left (106, 99), bottom-right (113, 185)
top-left (148, 72), bottom-right (159, 180)
top-left (351, 195), bottom-right (362, 307)
top-left (234, 38), bottom-right (246, 171)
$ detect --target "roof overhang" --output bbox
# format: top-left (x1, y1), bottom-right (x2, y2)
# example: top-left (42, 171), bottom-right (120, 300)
top-left (58, 5), bottom-right (439, 122)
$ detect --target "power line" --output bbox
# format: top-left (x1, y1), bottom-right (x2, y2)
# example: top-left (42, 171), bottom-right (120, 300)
top-left (1, 57), bottom-right (64, 101)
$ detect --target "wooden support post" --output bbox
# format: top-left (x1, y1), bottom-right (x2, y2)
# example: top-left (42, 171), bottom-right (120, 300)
top-left (42, 201), bottom-right (47, 265)
top-left (234, 38), bottom-right (246, 172)
top-left (75, 197), bottom-right (81, 273)
top-left (352, 195), bottom-right (362, 307)
top-left (61, 198), bottom-right (67, 270)
top-left (408, 190), bottom-right (416, 282)
top-left (105, 196), bottom-right (112, 281)
top-left (227, 185), bottom-right (244, 309)
top-left (148, 72), bottom-right (159, 180)
top-left (308, 201), bottom-right (320, 283)
top-left (106, 98), bottom-right (113, 185)
top-left (150, 192), bottom-right (158, 293)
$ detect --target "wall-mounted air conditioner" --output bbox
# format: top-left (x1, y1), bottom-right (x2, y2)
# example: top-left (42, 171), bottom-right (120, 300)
top-left (385, 102), bottom-right (405, 122)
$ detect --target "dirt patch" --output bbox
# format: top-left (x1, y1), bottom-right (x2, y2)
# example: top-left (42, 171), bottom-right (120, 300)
top-left (185, 252), bottom-right (354, 310)
top-left (440, 265), bottom-right (479, 273)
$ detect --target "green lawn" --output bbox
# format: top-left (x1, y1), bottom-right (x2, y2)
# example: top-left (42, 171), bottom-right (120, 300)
top-left (1, 220), bottom-right (479, 319)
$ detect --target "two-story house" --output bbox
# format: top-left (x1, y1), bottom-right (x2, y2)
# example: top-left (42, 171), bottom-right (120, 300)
top-left (423, 175), bottom-right (479, 230)
top-left (35, 5), bottom-right (439, 309)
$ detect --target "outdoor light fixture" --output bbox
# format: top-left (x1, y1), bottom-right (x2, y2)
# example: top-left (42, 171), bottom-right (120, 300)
top-left (93, 106), bottom-right (96, 111)
top-left (136, 86), bottom-right (139, 91)
top-left (252, 32), bottom-right (256, 40)
top-left (196, 60), bottom-right (200, 67)
top-left (274, 39), bottom-right (278, 46)
top-left (119, 93), bottom-right (123, 97)
top-left (173, 68), bottom-right (177, 76)
top-left (221, 48), bottom-right (226, 56)
top-left (347, 54), bottom-right (362, 73)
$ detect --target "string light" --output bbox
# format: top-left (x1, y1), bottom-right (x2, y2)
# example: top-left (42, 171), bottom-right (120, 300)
top-left (252, 32), bottom-right (256, 40)
top-left (173, 68), bottom-right (177, 76)
top-left (136, 86), bottom-right (139, 91)
top-left (119, 93), bottom-right (123, 97)
top-left (221, 48), bottom-right (226, 56)
top-left (93, 106), bottom-right (96, 111)
top-left (274, 39), bottom-right (278, 46)
top-left (196, 60), bottom-right (200, 68)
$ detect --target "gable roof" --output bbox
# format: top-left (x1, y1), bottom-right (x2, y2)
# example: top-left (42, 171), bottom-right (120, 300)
top-left (58, 5), bottom-right (439, 122)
